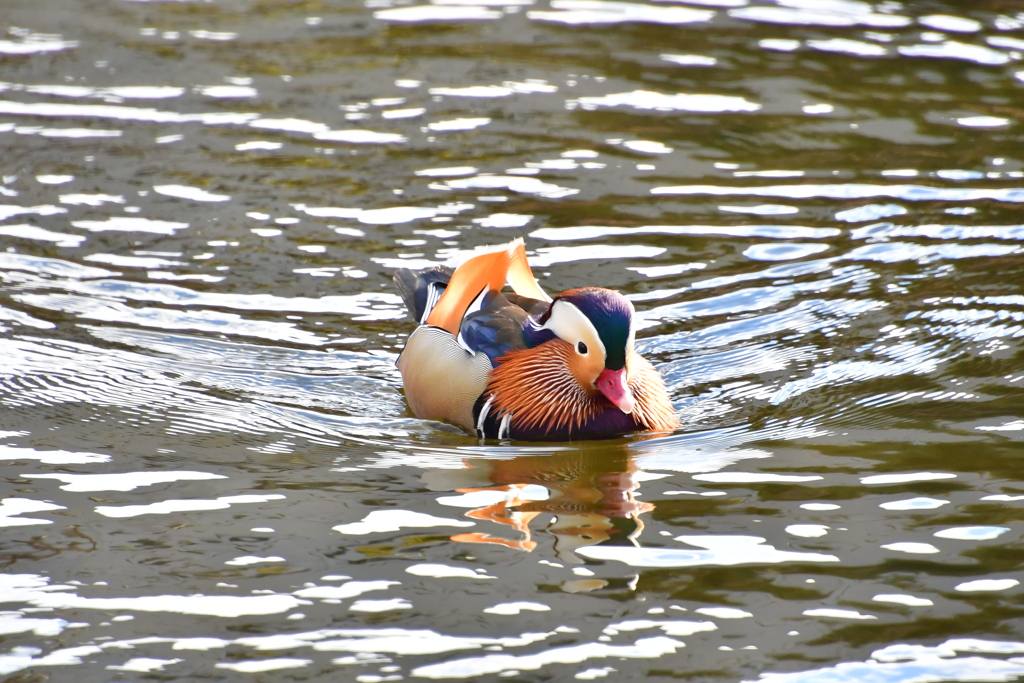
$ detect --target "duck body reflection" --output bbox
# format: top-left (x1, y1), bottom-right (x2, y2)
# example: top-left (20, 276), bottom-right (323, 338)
top-left (424, 450), bottom-right (652, 563)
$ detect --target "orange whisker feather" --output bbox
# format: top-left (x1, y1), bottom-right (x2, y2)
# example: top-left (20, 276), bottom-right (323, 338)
top-left (487, 341), bottom-right (680, 436)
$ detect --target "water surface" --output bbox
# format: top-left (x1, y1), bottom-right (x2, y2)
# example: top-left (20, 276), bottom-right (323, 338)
top-left (3, 0), bottom-right (1024, 681)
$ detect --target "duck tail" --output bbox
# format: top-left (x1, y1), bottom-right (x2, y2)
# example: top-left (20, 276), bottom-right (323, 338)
top-left (394, 265), bottom-right (455, 324)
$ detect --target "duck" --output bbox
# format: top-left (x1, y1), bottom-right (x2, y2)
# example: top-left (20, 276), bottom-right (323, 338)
top-left (393, 238), bottom-right (679, 441)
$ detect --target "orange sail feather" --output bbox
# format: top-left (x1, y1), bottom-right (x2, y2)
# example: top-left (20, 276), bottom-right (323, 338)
top-left (426, 238), bottom-right (549, 334)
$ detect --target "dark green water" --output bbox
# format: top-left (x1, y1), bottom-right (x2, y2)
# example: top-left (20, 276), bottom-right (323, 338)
top-left (2, 1), bottom-right (1024, 681)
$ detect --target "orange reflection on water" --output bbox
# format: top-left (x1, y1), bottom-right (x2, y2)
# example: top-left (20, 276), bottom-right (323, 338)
top-left (426, 451), bottom-right (653, 561)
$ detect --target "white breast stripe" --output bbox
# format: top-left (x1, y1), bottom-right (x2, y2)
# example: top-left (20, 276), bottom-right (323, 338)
top-left (498, 413), bottom-right (511, 439)
top-left (455, 333), bottom-right (474, 354)
top-left (475, 395), bottom-right (494, 437)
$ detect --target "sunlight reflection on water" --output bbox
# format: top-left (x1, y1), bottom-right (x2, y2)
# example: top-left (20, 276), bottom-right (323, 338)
top-left (3, 0), bottom-right (1024, 680)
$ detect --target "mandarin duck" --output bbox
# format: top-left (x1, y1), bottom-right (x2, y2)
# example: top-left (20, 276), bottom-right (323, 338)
top-left (394, 238), bottom-right (679, 440)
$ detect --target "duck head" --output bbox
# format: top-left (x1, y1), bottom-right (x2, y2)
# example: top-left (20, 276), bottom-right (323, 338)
top-left (534, 287), bottom-right (636, 414)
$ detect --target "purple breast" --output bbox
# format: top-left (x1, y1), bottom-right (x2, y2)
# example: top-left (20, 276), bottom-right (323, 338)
top-left (509, 406), bottom-right (643, 441)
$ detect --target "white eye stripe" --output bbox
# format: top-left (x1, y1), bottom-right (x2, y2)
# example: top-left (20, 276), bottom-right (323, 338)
top-left (541, 300), bottom-right (606, 361)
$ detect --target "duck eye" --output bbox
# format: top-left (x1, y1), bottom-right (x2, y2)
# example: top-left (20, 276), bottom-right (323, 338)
top-left (577, 341), bottom-right (588, 355)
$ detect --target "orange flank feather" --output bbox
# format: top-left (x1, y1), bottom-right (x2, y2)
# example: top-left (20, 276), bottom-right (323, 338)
top-left (489, 341), bottom-right (598, 435)
top-left (426, 238), bottom-right (549, 334)
top-left (625, 352), bottom-right (680, 432)
top-left (487, 341), bottom-right (680, 436)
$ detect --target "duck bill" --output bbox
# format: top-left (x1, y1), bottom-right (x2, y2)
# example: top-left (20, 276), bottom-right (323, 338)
top-left (596, 367), bottom-right (635, 414)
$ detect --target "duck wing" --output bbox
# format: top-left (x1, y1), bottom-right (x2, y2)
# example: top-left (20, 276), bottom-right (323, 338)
top-left (503, 293), bottom-right (551, 319)
top-left (459, 290), bottom-right (531, 367)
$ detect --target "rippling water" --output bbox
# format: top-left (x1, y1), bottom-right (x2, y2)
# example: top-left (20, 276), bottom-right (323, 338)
top-left (3, 0), bottom-right (1024, 680)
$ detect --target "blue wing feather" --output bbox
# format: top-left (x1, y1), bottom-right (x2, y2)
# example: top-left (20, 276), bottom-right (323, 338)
top-left (458, 290), bottom-right (530, 367)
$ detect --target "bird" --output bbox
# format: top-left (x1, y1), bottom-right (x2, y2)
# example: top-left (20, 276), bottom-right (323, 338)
top-left (393, 238), bottom-right (679, 441)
